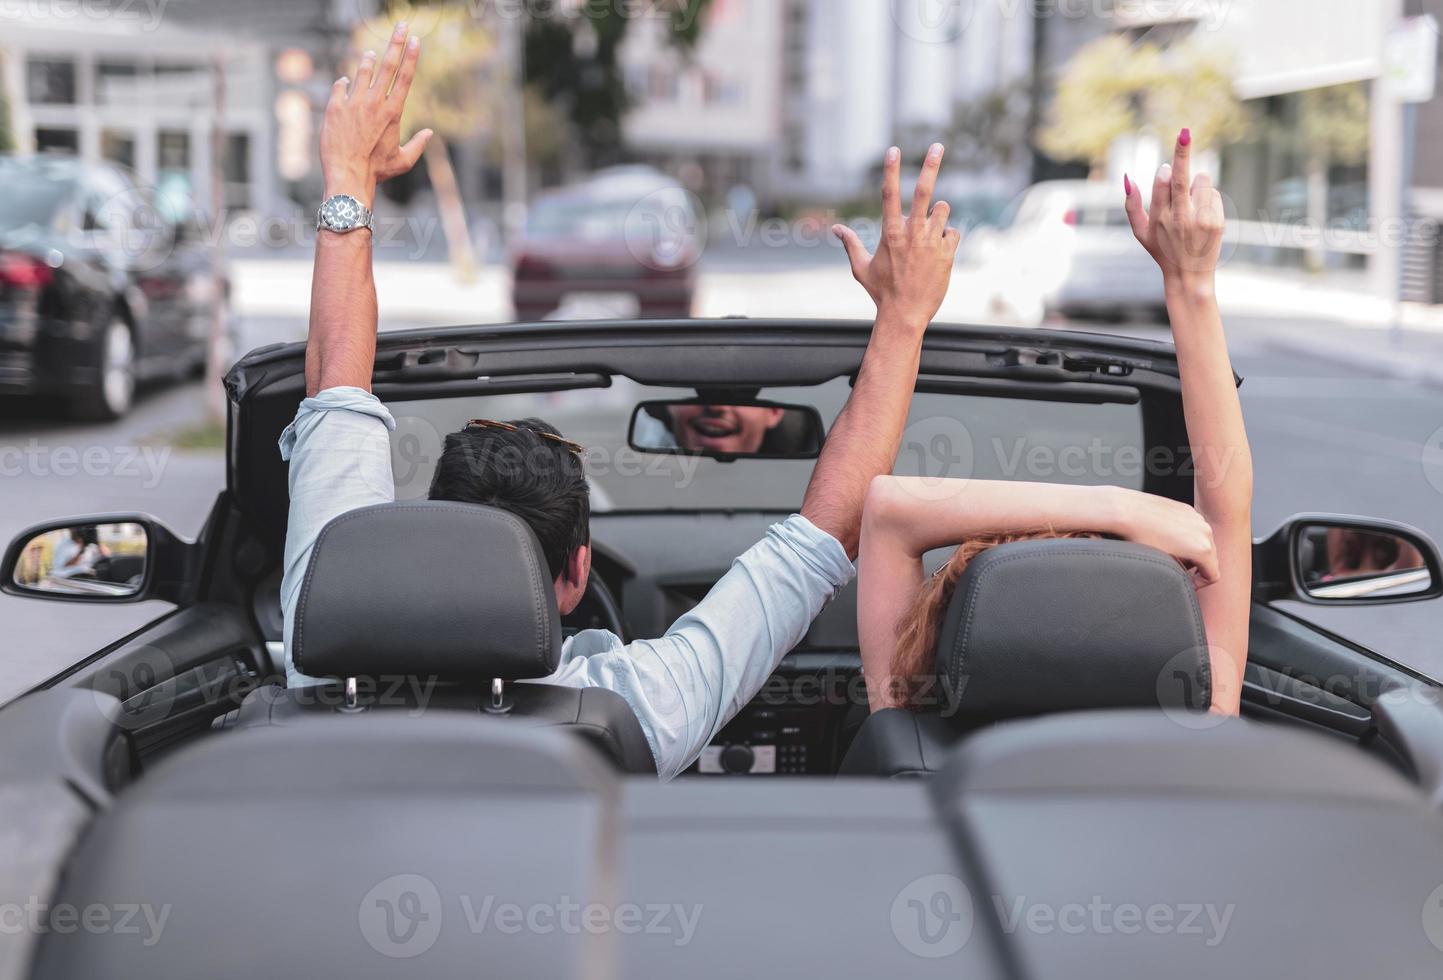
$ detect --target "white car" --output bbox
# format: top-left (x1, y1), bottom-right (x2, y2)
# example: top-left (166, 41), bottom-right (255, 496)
top-left (977, 180), bottom-right (1166, 326)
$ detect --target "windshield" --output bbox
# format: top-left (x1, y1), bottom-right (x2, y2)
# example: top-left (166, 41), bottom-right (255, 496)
top-left (389, 382), bottom-right (1145, 511)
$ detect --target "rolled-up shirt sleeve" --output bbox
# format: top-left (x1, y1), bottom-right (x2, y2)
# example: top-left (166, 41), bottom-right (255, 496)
top-left (279, 386), bottom-right (397, 687)
top-left (543, 514), bottom-right (855, 780)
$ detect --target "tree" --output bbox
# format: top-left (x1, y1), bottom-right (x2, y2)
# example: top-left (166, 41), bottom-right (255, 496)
top-left (356, 9), bottom-right (494, 280)
top-left (1297, 81), bottom-right (1369, 269)
top-left (523, 0), bottom-right (715, 168)
top-left (0, 53), bottom-right (15, 154)
top-left (937, 81), bottom-right (1033, 173)
top-left (1038, 34), bottom-right (1250, 177)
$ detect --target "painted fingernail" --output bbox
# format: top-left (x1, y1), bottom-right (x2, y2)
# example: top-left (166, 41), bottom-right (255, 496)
top-left (1180, 128), bottom-right (1192, 146)
top-left (363, 50), bottom-right (375, 60)
top-left (395, 21), bottom-right (408, 34)
top-left (929, 143), bottom-right (943, 159)
top-left (1158, 164), bottom-right (1172, 182)
top-left (1123, 174), bottom-right (1132, 196)
top-left (887, 147), bottom-right (900, 163)
top-left (408, 36), bottom-right (419, 48)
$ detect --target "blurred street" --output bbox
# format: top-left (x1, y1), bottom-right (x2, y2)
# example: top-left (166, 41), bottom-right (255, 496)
top-left (4, 242), bottom-right (1443, 704)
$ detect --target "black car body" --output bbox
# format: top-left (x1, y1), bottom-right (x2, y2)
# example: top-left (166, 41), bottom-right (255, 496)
top-left (3, 320), bottom-right (1443, 977)
top-left (0, 155), bottom-right (227, 419)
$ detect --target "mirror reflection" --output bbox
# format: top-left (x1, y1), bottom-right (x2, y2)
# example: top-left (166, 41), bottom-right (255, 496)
top-left (11, 523), bottom-right (149, 598)
top-left (1297, 525), bottom-right (1433, 600)
top-left (630, 401), bottom-right (824, 459)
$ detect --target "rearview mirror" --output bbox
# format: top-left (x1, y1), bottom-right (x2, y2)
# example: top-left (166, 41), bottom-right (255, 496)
top-left (2, 515), bottom-right (191, 604)
top-left (628, 400), bottom-right (824, 460)
top-left (1255, 515), bottom-right (1443, 606)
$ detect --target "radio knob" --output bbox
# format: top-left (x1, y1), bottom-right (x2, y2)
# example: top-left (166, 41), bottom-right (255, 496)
top-left (720, 743), bottom-right (755, 774)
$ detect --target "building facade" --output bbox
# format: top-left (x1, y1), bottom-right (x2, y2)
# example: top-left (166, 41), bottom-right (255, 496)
top-left (1, 12), bottom-right (276, 216)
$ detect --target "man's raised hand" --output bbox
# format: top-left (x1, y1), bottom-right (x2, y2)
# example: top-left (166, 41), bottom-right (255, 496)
top-left (832, 143), bottom-right (961, 328)
top-left (320, 21), bottom-right (433, 204)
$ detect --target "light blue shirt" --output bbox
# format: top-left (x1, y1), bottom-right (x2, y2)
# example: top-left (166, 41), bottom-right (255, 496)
top-left (278, 387), bottom-right (855, 780)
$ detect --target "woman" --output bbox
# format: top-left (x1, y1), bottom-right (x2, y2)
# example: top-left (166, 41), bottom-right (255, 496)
top-left (858, 130), bottom-right (1252, 717)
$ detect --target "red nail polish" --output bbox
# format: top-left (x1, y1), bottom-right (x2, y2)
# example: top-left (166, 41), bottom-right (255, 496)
top-left (1123, 174), bottom-right (1132, 196)
top-left (1180, 128), bottom-right (1192, 147)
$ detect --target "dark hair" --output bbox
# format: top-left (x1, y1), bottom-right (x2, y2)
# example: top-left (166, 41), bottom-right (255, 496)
top-left (427, 418), bottom-right (590, 579)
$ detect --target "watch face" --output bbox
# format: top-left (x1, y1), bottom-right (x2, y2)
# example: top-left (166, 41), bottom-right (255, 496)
top-left (321, 195), bottom-right (365, 231)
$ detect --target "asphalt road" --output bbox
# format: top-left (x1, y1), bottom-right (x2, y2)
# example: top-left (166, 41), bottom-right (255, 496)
top-left (3, 310), bottom-right (1441, 705)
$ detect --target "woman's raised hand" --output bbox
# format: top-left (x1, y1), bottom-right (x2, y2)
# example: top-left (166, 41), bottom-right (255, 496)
top-left (1124, 129), bottom-right (1225, 291)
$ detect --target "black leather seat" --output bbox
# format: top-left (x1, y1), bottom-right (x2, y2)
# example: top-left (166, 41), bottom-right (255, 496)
top-left (222, 501), bottom-right (656, 775)
top-left (839, 538), bottom-right (1212, 778)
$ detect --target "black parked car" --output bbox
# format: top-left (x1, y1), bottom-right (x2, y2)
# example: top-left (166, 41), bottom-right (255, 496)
top-left (0, 154), bottom-right (229, 419)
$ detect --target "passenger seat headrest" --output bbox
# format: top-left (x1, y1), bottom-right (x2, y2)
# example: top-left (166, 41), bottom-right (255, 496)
top-left (934, 538), bottom-right (1211, 722)
top-left (293, 502), bottom-right (562, 683)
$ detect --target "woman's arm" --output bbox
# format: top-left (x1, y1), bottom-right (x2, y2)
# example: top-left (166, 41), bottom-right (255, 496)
top-left (857, 477), bottom-right (1217, 710)
top-left (1125, 130), bottom-right (1254, 714)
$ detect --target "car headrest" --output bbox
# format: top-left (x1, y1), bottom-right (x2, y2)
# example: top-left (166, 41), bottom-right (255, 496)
top-left (933, 538), bottom-right (1211, 722)
top-left (293, 501), bottom-right (562, 682)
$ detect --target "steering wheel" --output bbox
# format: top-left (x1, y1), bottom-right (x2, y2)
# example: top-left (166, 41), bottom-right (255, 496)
top-left (562, 574), bottom-right (626, 639)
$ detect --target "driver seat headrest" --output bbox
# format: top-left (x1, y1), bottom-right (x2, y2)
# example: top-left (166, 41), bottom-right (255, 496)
top-left (934, 537), bottom-right (1212, 722)
top-left (293, 501), bottom-right (562, 683)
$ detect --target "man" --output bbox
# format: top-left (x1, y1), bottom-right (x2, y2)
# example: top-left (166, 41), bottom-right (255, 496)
top-left (667, 403), bottom-right (784, 456)
top-left (281, 23), bottom-right (961, 780)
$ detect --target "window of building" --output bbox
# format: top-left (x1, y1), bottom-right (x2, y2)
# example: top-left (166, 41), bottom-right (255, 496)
top-left (96, 60), bottom-right (147, 106)
top-left (156, 130), bottom-right (196, 222)
top-left (222, 132), bottom-right (252, 210)
top-left (154, 62), bottom-right (210, 110)
top-left (34, 127), bottom-right (79, 154)
top-left (100, 129), bottom-right (137, 171)
top-left (703, 72), bottom-right (745, 106)
top-left (26, 57), bottom-right (77, 105)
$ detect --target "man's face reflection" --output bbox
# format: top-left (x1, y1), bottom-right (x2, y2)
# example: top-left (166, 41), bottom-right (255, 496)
top-left (669, 404), bottom-right (786, 455)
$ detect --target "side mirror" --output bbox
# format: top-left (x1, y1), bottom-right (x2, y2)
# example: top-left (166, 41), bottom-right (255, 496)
top-left (628, 399), bottom-right (824, 461)
top-left (1, 516), bottom-right (193, 604)
top-left (1255, 514), bottom-right (1442, 606)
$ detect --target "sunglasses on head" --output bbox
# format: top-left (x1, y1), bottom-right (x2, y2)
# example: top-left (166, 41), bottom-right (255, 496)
top-left (464, 419), bottom-right (586, 456)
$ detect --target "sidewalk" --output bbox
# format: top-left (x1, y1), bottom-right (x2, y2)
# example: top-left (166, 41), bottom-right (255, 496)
top-left (1215, 266), bottom-right (1443, 387)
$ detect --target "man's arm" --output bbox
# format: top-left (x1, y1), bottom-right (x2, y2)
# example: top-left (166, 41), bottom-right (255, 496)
top-left (1125, 130), bottom-right (1254, 714)
top-left (548, 515), bottom-right (852, 780)
top-left (307, 22), bottom-right (431, 395)
top-left (812, 143), bottom-right (962, 558)
top-left (279, 23), bottom-right (431, 685)
top-left (542, 147), bottom-right (962, 776)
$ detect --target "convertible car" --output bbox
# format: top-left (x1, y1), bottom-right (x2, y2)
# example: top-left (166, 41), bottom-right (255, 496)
top-left (3, 319), bottom-right (1443, 978)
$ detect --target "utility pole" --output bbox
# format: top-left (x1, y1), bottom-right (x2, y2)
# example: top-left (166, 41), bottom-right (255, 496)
top-left (205, 52), bottom-right (228, 426)
top-left (499, 10), bottom-right (529, 245)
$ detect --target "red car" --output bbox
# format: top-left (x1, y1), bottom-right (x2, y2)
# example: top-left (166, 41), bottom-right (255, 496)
top-left (511, 167), bottom-right (702, 321)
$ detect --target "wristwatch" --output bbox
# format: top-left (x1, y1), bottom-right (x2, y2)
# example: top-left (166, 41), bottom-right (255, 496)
top-left (316, 194), bottom-right (373, 233)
